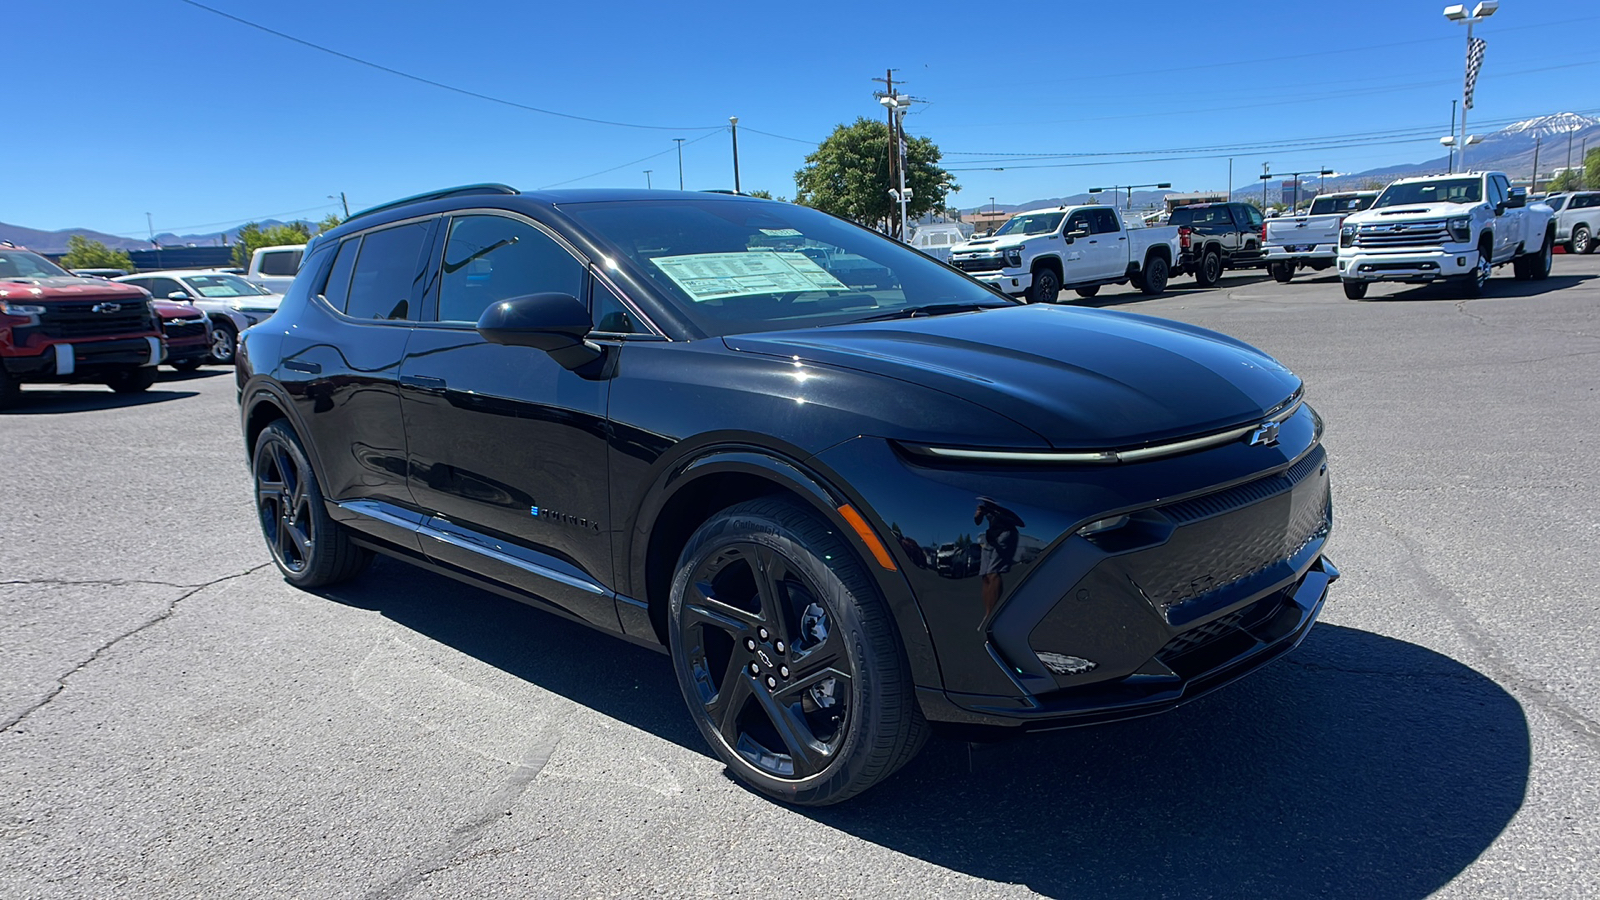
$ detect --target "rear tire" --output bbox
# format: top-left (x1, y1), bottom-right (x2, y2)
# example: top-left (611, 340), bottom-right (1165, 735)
top-left (1195, 250), bottom-right (1222, 288)
top-left (252, 420), bottom-right (373, 588)
top-left (1027, 267), bottom-right (1061, 304)
top-left (1138, 256), bottom-right (1169, 296)
top-left (106, 367), bottom-right (156, 394)
top-left (1074, 285), bottom-right (1100, 299)
top-left (1270, 262), bottom-right (1293, 283)
top-left (1342, 280), bottom-right (1369, 300)
top-left (172, 358), bottom-right (204, 372)
top-left (1569, 225), bottom-right (1590, 255)
top-left (668, 497), bottom-right (927, 806)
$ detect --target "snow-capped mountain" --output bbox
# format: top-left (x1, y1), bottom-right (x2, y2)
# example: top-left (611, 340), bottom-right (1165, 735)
top-left (1499, 112), bottom-right (1596, 139)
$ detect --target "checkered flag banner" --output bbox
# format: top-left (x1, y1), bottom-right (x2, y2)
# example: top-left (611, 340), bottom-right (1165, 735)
top-left (1465, 37), bottom-right (1487, 110)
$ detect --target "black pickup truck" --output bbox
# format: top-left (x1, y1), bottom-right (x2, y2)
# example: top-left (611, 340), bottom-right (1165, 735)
top-left (1170, 202), bottom-right (1266, 287)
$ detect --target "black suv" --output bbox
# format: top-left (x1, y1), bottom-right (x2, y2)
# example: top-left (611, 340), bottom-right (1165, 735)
top-left (238, 185), bottom-right (1337, 805)
top-left (1171, 201), bottom-right (1268, 287)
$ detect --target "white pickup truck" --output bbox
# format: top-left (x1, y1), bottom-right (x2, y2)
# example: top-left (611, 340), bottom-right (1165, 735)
top-left (245, 244), bottom-right (306, 295)
top-left (1337, 171), bottom-right (1555, 299)
top-left (947, 205), bottom-right (1180, 302)
top-left (1262, 191), bottom-right (1377, 282)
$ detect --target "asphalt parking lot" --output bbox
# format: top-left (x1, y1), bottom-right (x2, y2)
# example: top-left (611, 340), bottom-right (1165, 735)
top-left (3, 257), bottom-right (1597, 899)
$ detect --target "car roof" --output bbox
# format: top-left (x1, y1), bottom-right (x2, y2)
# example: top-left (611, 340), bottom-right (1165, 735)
top-left (114, 269), bottom-right (237, 279)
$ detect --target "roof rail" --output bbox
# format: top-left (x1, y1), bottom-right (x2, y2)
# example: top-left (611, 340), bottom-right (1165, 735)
top-left (345, 183), bottom-right (519, 223)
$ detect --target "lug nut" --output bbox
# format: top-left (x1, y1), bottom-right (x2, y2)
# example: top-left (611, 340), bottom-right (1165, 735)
top-left (748, 662), bottom-right (760, 676)
top-left (775, 641), bottom-right (786, 653)
top-left (779, 666), bottom-right (790, 678)
top-left (758, 627), bottom-right (770, 641)
top-left (766, 676), bottom-right (778, 689)
top-left (744, 638), bottom-right (757, 651)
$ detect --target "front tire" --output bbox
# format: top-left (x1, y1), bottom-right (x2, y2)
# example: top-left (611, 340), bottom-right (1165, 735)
top-left (1139, 256), bottom-right (1169, 295)
top-left (106, 367), bottom-right (156, 394)
top-left (1195, 250), bottom-right (1222, 288)
top-left (1458, 247), bottom-right (1492, 298)
top-left (252, 421), bottom-right (372, 588)
top-left (1568, 225), bottom-right (1590, 255)
top-left (210, 322), bottom-right (238, 365)
top-left (1027, 267), bottom-right (1061, 304)
top-left (668, 498), bottom-right (927, 806)
top-left (1342, 280), bottom-right (1369, 300)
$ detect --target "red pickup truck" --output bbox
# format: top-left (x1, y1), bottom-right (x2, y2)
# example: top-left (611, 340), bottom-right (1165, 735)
top-left (0, 242), bottom-right (166, 408)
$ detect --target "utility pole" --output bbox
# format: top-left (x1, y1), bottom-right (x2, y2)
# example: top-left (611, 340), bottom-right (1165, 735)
top-left (1531, 135), bottom-right (1541, 193)
top-left (1568, 126), bottom-right (1575, 173)
top-left (1228, 158), bottom-right (1233, 198)
top-left (1448, 100), bottom-right (1457, 172)
top-left (872, 69), bottom-right (901, 238)
top-left (339, 192), bottom-right (349, 217)
top-left (643, 169), bottom-right (653, 189)
top-left (674, 138), bottom-right (685, 190)
top-left (1261, 163), bottom-right (1270, 210)
top-left (729, 117), bottom-right (741, 193)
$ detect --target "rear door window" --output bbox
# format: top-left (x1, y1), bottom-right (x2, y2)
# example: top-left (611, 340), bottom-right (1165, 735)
top-left (344, 222), bottom-right (432, 320)
top-left (1090, 209), bottom-right (1119, 234)
top-left (257, 249), bottom-right (304, 277)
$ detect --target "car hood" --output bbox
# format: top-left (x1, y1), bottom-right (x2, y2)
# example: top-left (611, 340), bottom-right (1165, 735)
top-left (951, 234), bottom-right (1031, 254)
top-left (153, 299), bottom-right (205, 320)
top-left (722, 304), bottom-right (1301, 450)
top-left (1345, 203), bottom-right (1476, 224)
top-left (0, 275), bottom-right (150, 302)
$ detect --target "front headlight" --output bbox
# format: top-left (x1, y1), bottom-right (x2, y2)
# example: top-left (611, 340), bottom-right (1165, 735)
top-left (1339, 225), bottom-right (1356, 248)
top-left (1448, 217), bottom-right (1472, 243)
top-left (1003, 247), bottom-right (1024, 268)
top-left (0, 300), bottom-right (47, 316)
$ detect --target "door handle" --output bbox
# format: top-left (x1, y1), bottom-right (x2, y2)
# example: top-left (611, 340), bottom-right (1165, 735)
top-left (1118, 236), bottom-right (1126, 241)
top-left (283, 359), bottom-right (320, 375)
top-left (401, 374), bottom-right (447, 389)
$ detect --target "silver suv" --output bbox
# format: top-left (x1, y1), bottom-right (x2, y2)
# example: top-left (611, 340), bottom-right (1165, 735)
top-left (116, 270), bottom-right (281, 364)
top-left (1543, 191), bottom-right (1600, 255)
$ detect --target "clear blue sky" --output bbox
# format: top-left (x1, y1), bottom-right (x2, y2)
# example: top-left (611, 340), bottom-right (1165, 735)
top-left (11, 0), bottom-right (1597, 236)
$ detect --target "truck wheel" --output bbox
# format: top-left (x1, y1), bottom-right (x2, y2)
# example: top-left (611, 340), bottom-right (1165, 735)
top-left (1568, 226), bottom-right (1590, 255)
top-left (210, 322), bottom-right (238, 365)
top-left (106, 367), bottom-right (156, 394)
top-left (1074, 285), bottom-right (1100, 298)
top-left (1342, 281), bottom-right (1369, 300)
top-left (1195, 250), bottom-right (1222, 288)
top-left (0, 368), bottom-right (19, 410)
top-left (668, 497), bottom-right (927, 805)
top-left (1457, 247), bottom-right (1492, 298)
top-left (1138, 257), bottom-right (1169, 296)
top-left (1027, 268), bottom-right (1061, 304)
top-left (1530, 228), bottom-right (1554, 281)
top-left (1270, 262), bottom-right (1293, 283)
top-left (172, 358), bottom-right (204, 372)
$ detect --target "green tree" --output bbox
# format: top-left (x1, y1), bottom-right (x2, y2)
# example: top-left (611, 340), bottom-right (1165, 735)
top-left (316, 213), bottom-right (344, 234)
top-left (1584, 147), bottom-right (1600, 190)
top-left (233, 221), bottom-right (312, 268)
top-left (59, 235), bottom-right (135, 273)
top-left (1546, 168), bottom-right (1583, 193)
top-left (793, 117), bottom-right (955, 233)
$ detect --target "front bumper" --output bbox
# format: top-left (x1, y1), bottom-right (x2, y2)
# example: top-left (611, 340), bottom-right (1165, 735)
top-left (1337, 247), bottom-right (1479, 283)
top-left (2, 336), bottom-right (163, 381)
top-left (972, 269), bottom-right (1032, 295)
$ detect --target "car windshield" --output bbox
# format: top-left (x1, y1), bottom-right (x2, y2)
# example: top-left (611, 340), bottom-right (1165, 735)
top-left (1374, 178), bottom-right (1482, 207)
top-left (993, 212), bottom-right (1065, 236)
top-left (1542, 195), bottom-right (1568, 211)
top-left (182, 274), bottom-right (272, 298)
top-left (1310, 194), bottom-right (1376, 215)
top-left (565, 198), bottom-right (1012, 337)
top-left (0, 250), bottom-right (70, 280)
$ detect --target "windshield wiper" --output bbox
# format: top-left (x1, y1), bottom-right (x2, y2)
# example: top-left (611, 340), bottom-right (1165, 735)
top-left (848, 302), bottom-right (1010, 323)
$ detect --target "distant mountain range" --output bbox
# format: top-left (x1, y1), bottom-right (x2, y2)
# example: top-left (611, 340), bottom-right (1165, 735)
top-left (0, 219), bottom-right (316, 255)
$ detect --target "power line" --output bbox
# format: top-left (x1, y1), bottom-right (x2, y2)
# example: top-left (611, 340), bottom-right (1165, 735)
top-left (536, 131), bottom-right (722, 190)
top-left (108, 201), bottom-right (344, 239)
top-left (174, 0), bottom-right (725, 133)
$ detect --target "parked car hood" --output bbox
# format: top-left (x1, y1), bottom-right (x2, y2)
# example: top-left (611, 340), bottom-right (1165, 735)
top-left (723, 304), bottom-right (1301, 450)
top-left (950, 233), bottom-right (1031, 254)
top-left (153, 299), bottom-right (206, 320)
top-left (1345, 203), bottom-right (1475, 224)
top-left (0, 275), bottom-right (150, 302)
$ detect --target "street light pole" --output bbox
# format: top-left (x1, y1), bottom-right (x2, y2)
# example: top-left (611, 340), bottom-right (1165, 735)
top-left (674, 138), bottom-right (685, 190)
top-left (729, 116), bottom-right (741, 194)
top-left (1445, 2), bottom-right (1497, 174)
top-left (644, 170), bottom-right (653, 189)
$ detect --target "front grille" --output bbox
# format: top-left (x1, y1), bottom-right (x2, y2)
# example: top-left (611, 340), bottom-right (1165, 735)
top-left (952, 256), bottom-right (1005, 272)
top-left (1154, 593), bottom-right (1284, 674)
top-left (40, 301), bottom-right (153, 338)
top-left (1354, 220), bottom-right (1450, 248)
top-left (162, 320), bottom-right (208, 340)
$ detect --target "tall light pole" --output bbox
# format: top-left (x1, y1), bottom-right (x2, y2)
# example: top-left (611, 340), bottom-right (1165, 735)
top-left (880, 94), bottom-right (913, 241)
top-left (1444, 2), bottom-right (1497, 173)
top-left (674, 138), bottom-right (685, 190)
top-left (1447, 100), bottom-right (1458, 172)
top-left (643, 169), bottom-right (653, 189)
top-left (729, 116), bottom-right (741, 194)
top-left (328, 192), bottom-right (349, 217)
top-left (1088, 183), bottom-right (1171, 214)
top-left (1261, 163), bottom-right (1271, 209)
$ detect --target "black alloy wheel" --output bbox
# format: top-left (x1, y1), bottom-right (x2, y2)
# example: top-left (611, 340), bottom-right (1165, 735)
top-left (106, 367), bottom-right (156, 394)
top-left (1074, 285), bottom-right (1100, 298)
top-left (252, 420), bottom-right (371, 587)
top-left (1028, 267), bottom-right (1061, 303)
top-left (669, 498), bottom-right (926, 805)
top-left (1196, 250), bottom-right (1222, 288)
top-left (1342, 280), bottom-right (1369, 300)
top-left (1569, 225), bottom-right (1590, 255)
top-left (211, 323), bottom-right (238, 365)
top-left (1139, 256), bottom-right (1169, 295)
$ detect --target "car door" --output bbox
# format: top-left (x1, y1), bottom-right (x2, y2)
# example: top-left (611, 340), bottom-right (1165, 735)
top-left (1061, 210), bottom-right (1095, 278)
top-left (1089, 208), bottom-right (1125, 279)
top-left (145, 276), bottom-right (187, 302)
top-left (398, 211), bottom-right (618, 631)
top-left (1488, 175), bottom-right (1518, 262)
top-left (1239, 204), bottom-right (1266, 262)
top-left (273, 220), bottom-right (433, 552)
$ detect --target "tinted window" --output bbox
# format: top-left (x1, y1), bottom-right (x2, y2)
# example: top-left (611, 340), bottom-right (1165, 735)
top-left (345, 222), bottom-right (430, 320)
top-left (148, 277), bottom-right (184, 299)
top-left (994, 212), bottom-right (1065, 236)
top-left (1090, 209), bottom-right (1119, 234)
top-left (0, 250), bottom-right (70, 279)
top-left (1573, 194), bottom-right (1599, 210)
top-left (1543, 195), bottom-right (1568, 211)
top-left (1170, 205), bottom-right (1235, 227)
top-left (592, 279), bottom-right (648, 335)
top-left (321, 238), bottom-right (360, 312)
top-left (180, 274), bottom-right (268, 298)
top-left (1488, 176), bottom-right (1508, 207)
top-left (257, 249), bottom-right (304, 277)
top-left (1374, 178), bottom-right (1483, 207)
top-left (437, 215), bottom-right (585, 325)
top-left (1065, 212), bottom-right (1091, 234)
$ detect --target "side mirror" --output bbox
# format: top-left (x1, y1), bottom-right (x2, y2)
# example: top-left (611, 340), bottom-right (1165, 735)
top-left (1068, 227), bottom-right (1090, 239)
top-left (167, 291), bottom-right (190, 301)
top-left (1506, 189), bottom-right (1526, 209)
top-left (476, 292), bottom-right (603, 371)
top-left (1494, 202), bottom-right (1506, 216)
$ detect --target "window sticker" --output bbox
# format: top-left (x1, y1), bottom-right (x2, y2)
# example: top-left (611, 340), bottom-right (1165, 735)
top-left (651, 251), bottom-right (850, 302)
top-left (758, 228), bottom-right (803, 237)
